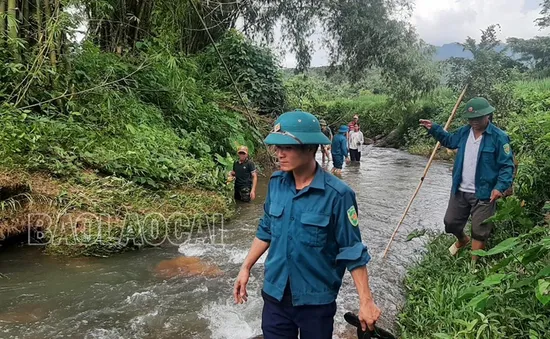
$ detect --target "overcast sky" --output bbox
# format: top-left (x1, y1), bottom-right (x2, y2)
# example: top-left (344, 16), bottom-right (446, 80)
top-left (281, 0), bottom-right (550, 68)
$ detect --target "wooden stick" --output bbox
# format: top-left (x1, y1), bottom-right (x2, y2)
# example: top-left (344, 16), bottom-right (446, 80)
top-left (382, 84), bottom-right (468, 259)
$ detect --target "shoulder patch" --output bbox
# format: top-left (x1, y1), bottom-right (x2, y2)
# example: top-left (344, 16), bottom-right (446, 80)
top-left (347, 206), bottom-right (359, 226)
top-left (503, 143), bottom-right (511, 155)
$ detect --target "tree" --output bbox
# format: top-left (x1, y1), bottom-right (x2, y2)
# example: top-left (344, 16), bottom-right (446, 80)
top-left (536, 0), bottom-right (550, 28)
top-left (80, 0), bottom-right (241, 55)
top-left (198, 30), bottom-right (287, 115)
top-left (446, 25), bottom-right (523, 102)
top-left (76, 0), bottom-right (436, 101)
top-left (508, 36), bottom-right (550, 77)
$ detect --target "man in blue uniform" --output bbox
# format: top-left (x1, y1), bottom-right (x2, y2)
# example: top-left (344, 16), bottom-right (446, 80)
top-left (331, 125), bottom-right (351, 175)
top-left (419, 97), bottom-right (515, 260)
top-left (233, 110), bottom-right (380, 338)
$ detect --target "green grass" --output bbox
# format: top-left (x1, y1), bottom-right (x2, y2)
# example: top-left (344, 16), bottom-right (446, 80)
top-left (514, 78), bottom-right (550, 92)
top-left (398, 199), bottom-right (550, 339)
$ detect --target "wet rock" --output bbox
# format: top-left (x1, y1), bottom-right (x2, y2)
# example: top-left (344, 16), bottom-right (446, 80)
top-left (0, 304), bottom-right (48, 324)
top-left (154, 256), bottom-right (223, 279)
top-left (364, 138), bottom-right (374, 145)
top-left (375, 129), bottom-right (400, 148)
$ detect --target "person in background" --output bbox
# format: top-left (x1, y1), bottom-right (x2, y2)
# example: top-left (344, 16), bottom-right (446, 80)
top-left (320, 119), bottom-right (333, 162)
top-left (331, 125), bottom-right (351, 176)
top-left (233, 110), bottom-right (381, 338)
top-left (419, 97), bottom-right (515, 261)
top-left (348, 114), bottom-right (359, 146)
top-left (349, 124), bottom-right (364, 162)
top-left (228, 146), bottom-right (257, 202)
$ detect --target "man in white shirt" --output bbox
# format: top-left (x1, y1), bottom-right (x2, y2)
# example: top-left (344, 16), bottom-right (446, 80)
top-left (419, 97), bottom-right (515, 261)
top-left (348, 125), bottom-right (364, 162)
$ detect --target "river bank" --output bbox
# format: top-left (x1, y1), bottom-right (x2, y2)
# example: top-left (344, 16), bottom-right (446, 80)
top-left (0, 167), bottom-right (234, 257)
top-left (0, 148), bottom-right (454, 338)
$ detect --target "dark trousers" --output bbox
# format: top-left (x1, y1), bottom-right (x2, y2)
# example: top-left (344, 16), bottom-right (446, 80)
top-left (444, 191), bottom-right (497, 241)
top-left (350, 149), bottom-right (361, 161)
top-left (234, 185), bottom-right (251, 202)
top-left (261, 297), bottom-right (337, 339)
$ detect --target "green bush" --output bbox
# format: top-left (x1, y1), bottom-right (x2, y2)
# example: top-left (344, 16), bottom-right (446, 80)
top-left (197, 30), bottom-right (287, 115)
top-left (0, 42), bottom-right (263, 191)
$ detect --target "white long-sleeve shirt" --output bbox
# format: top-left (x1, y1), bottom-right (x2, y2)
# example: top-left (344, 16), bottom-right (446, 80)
top-left (349, 131), bottom-right (364, 151)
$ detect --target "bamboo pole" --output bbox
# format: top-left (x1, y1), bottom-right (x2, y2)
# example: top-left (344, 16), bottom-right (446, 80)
top-left (22, 0), bottom-right (29, 38)
top-left (0, 0), bottom-right (6, 41)
top-left (36, 0), bottom-right (43, 44)
top-left (7, 0), bottom-right (19, 61)
top-left (382, 84), bottom-right (469, 259)
top-left (43, 0), bottom-right (57, 67)
top-left (7, 0), bottom-right (15, 38)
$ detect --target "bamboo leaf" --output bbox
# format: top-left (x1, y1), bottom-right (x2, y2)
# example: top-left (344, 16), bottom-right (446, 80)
top-left (481, 273), bottom-right (508, 286)
top-left (473, 237), bottom-right (519, 257)
top-left (476, 324), bottom-right (488, 339)
top-left (433, 334), bottom-right (453, 339)
top-left (535, 279), bottom-right (550, 306)
top-left (536, 265), bottom-right (550, 279)
top-left (467, 292), bottom-right (490, 311)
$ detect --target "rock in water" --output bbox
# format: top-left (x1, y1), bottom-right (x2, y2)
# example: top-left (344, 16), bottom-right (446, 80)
top-left (154, 256), bottom-right (223, 279)
top-left (0, 304), bottom-right (48, 324)
top-left (375, 129), bottom-right (400, 148)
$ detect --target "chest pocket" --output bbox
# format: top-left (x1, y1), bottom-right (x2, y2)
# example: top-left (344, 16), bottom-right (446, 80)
top-left (480, 146), bottom-right (495, 164)
top-left (268, 203), bottom-right (284, 237)
top-left (299, 212), bottom-right (330, 247)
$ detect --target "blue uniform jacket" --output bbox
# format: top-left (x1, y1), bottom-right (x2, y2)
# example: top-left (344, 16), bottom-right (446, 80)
top-left (428, 122), bottom-right (515, 200)
top-left (256, 164), bottom-right (370, 306)
top-left (331, 133), bottom-right (348, 157)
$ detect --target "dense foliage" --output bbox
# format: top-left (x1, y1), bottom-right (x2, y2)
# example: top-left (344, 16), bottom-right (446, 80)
top-left (0, 39), bottom-right (268, 190)
top-left (198, 30), bottom-right (286, 115)
top-left (0, 0), bottom-right (549, 335)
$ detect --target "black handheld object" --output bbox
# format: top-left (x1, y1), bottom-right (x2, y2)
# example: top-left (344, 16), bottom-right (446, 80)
top-left (344, 312), bottom-right (397, 339)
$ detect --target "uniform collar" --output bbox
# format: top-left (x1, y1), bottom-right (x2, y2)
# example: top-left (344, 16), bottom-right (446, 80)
top-left (282, 162), bottom-right (326, 193)
top-left (466, 122), bottom-right (494, 135)
top-left (309, 163), bottom-right (326, 190)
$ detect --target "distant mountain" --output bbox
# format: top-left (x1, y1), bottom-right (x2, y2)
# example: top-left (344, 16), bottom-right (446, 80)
top-left (433, 42), bottom-right (515, 61)
top-left (434, 43), bottom-right (473, 61)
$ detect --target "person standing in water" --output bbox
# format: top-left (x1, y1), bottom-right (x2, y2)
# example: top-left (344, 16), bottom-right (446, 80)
top-left (348, 124), bottom-right (364, 162)
top-left (233, 110), bottom-right (381, 338)
top-left (228, 146), bottom-right (258, 202)
top-left (419, 97), bottom-right (514, 260)
top-left (331, 125), bottom-right (351, 175)
top-left (348, 114), bottom-right (359, 147)
top-left (320, 119), bottom-right (333, 162)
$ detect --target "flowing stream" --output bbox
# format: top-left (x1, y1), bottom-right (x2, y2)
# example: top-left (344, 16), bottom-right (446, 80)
top-left (0, 147), bottom-right (452, 338)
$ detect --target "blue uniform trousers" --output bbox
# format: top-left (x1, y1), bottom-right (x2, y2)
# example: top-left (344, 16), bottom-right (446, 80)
top-left (261, 296), bottom-right (337, 339)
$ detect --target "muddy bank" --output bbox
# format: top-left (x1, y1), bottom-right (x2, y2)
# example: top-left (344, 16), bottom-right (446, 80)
top-left (0, 169), bottom-right (233, 257)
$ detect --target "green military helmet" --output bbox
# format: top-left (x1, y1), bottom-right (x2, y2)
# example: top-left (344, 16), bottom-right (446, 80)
top-left (264, 109), bottom-right (331, 145)
top-left (338, 125), bottom-right (349, 133)
top-left (463, 97), bottom-right (495, 119)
